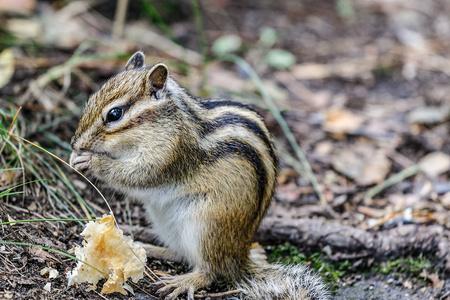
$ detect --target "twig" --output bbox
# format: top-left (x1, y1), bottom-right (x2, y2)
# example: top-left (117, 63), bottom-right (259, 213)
top-left (0, 218), bottom-right (96, 226)
top-left (367, 210), bottom-right (437, 230)
top-left (276, 147), bottom-right (308, 179)
top-left (5, 108), bottom-right (111, 222)
top-left (113, 0), bottom-right (129, 40)
top-left (195, 289), bottom-right (242, 298)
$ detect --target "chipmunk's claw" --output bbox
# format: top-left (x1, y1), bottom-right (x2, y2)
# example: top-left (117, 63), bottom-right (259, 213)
top-left (69, 151), bottom-right (92, 173)
top-left (152, 271), bottom-right (211, 300)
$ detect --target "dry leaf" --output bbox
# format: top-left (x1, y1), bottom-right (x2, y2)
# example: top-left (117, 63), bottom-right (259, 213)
top-left (29, 247), bottom-right (58, 263)
top-left (41, 267), bottom-right (59, 279)
top-left (292, 57), bottom-right (377, 80)
top-left (0, 49), bottom-right (15, 89)
top-left (43, 282), bottom-right (51, 292)
top-left (332, 145), bottom-right (391, 186)
top-left (403, 280), bottom-right (412, 289)
top-left (418, 152), bottom-right (450, 177)
top-left (0, 0), bottom-right (36, 13)
top-left (274, 71), bottom-right (332, 108)
top-left (6, 19), bottom-right (42, 40)
top-left (292, 63), bottom-right (330, 79)
top-left (441, 192), bottom-right (450, 209)
top-left (420, 272), bottom-right (445, 289)
top-left (322, 109), bottom-right (364, 136)
top-left (205, 62), bottom-right (252, 93)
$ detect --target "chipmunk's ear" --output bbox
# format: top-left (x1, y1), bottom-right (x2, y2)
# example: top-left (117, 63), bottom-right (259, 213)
top-left (147, 63), bottom-right (169, 93)
top-left (125, 51), bottom-right (145, 70)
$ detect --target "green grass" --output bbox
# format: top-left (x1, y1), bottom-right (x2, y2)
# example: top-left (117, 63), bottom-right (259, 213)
top-left (140, 0), bottom-right (175, 40)
top-left (266, 242), bottom-right (440, 292)
top-left (0, 107), bottom-right (94, 220)
top-left (374, 253), bottom-right (434, 279)
top-left (266, 243), bottom-right (349, 291)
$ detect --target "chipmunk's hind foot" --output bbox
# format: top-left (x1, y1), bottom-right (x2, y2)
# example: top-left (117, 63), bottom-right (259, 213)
top-left (152, 270), bottom-right (213, 300)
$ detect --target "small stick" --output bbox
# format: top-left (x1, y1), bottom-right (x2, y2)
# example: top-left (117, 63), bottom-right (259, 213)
top-left (6, 108), bottom-right (108, 223)
top-left (195, 289), bottom-right (242, 298)
top-left (113, 0), bottom-right (129, 40)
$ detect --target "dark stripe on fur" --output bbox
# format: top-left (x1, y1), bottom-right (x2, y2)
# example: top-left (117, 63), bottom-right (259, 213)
top-left (209, 139), bottom-right (267, 212)
top-left (198, 99), bottom-right (257, 113)
top-left (208, 113), bottom-right (276, 164)
top-left (177, 97), bottom-right (204, 125)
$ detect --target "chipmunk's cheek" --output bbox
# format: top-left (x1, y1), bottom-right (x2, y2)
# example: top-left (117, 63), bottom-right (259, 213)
top-left (70, 152), bottom-right (93, 174)
top-left (90, 155), bottom-right (103, 171)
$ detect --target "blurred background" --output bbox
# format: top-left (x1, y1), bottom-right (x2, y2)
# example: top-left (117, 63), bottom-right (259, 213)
top-left (0, 0), bottom-right (449, 299)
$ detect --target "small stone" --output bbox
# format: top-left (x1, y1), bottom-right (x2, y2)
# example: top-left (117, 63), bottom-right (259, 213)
top-left (441, 192), bottom-right (450, 209)
top-left (43, 283), bottom-right (51, 292)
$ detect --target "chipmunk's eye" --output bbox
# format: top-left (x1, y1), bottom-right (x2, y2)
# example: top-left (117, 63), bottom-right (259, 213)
top-left (106, 107), bottom-right (123, 123)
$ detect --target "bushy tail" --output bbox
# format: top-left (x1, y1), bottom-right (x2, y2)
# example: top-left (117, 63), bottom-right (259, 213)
top-left (236, 262), bottom-right (330, 300)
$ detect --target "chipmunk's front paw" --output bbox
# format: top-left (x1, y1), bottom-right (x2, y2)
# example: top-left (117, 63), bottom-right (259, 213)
top-left (152, 271), bottom-right (212, 300)
top-left (69, 151), bottom-right (93, 173)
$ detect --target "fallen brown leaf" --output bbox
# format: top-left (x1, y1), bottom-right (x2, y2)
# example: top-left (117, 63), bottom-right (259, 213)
top-left (0, 0), bottom-right (36, 13)
top-left (0, 49), bottom-right (15, 89)
top-left (418, 152), bottom-right (450, 178)
top-left (332, 144), bottom-right (391, 186)
top-left (323, 109), bottom-right (364, 136)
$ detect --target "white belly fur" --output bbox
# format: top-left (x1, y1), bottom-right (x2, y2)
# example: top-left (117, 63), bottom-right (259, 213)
top-left (127, 185), bottom-right (204, 268)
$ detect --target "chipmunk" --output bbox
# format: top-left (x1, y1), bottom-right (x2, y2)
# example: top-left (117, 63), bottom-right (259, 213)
top-left (70, 51), bottom-right (329, 300)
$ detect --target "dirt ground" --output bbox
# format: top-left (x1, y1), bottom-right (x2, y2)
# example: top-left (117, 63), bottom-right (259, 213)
top-left (1, 0), bottom-right (450, 299)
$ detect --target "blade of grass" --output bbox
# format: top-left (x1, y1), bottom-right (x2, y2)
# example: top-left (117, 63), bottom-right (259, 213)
top-left (0, 241), bottom-right (106, 277)
top-left (0, 167), bottom-right (23, 172)
top-left (24, 115), bottom-right (74, 138)
top-left (276, 148), bottom-right (308, 179)
top-left (1, 156), bottom-right (20, 170)
top-left (0, 179), bottom-right (50, 198)
top-left (113, 0), bottom-right (129, 39)
top-left (140, 0), bottom-right (175, 39)
top-left (125, 196), bottom-right (133, 240)
top-left (363, 165), bottom-right (420, 204)
top-left (220, 54), bottom-right (326, 204)
top-left (0, 218), bottom-right (96, 226)
top-left (7, 106), bottom-right (20, 133)
top-left (31, 151), bottom-right (95, 218)
top-left (1, 191), bottom-right (24, 196)
top-left (36, 130), bottom-right (72, 151)
top-left (4, 109), bottom-right (118, 228)
top-left (1, 110), bottom-right (26, 200)
top-left (21, 148), bottom-right (82, 219)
